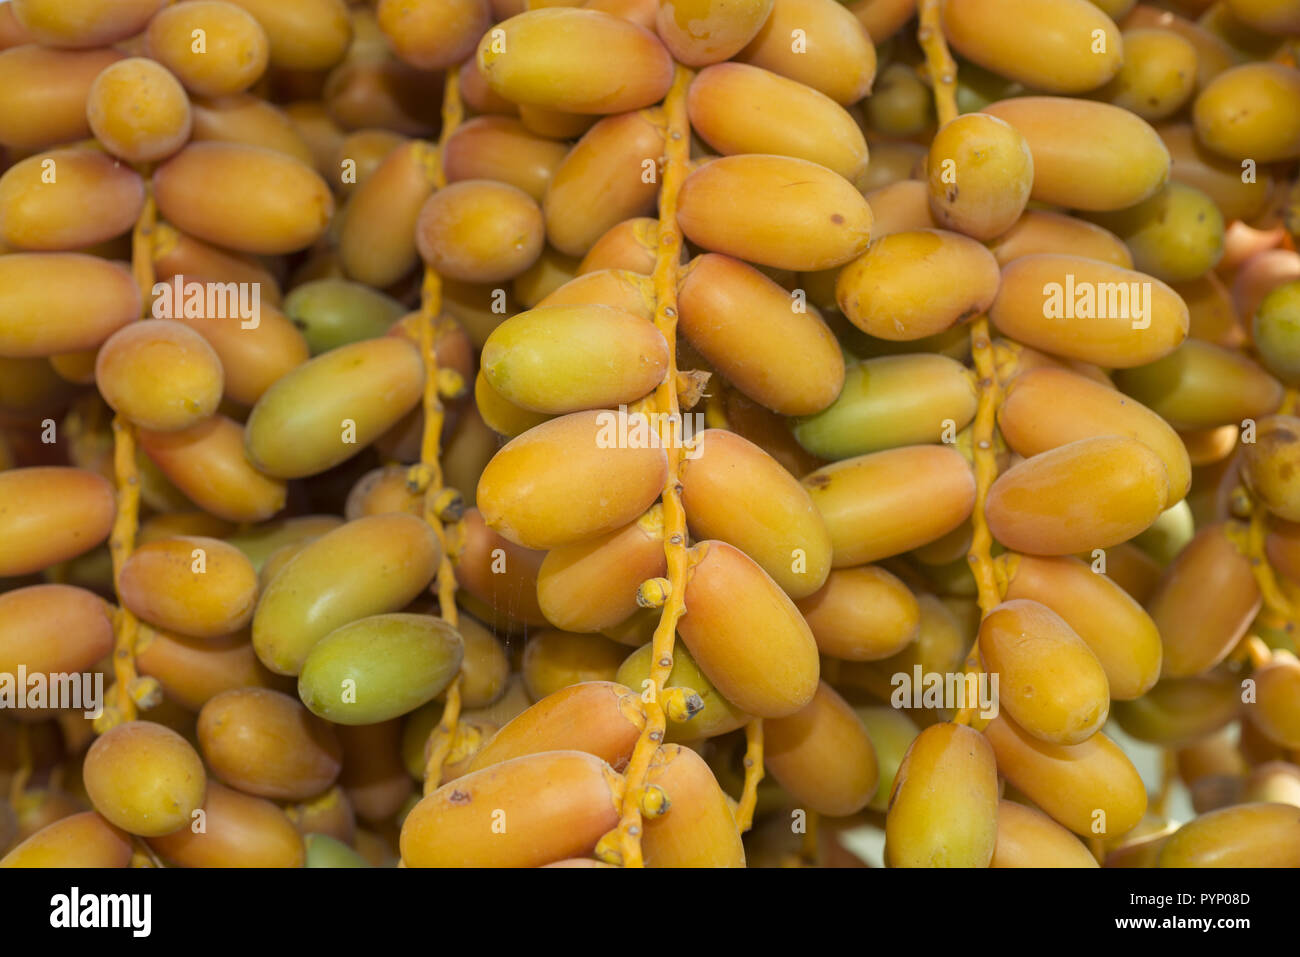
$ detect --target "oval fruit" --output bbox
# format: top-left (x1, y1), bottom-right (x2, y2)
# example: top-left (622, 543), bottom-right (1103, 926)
top-left (83, 721), bottom-right (207, 838)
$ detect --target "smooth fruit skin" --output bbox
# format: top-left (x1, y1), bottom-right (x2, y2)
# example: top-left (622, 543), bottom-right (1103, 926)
top-left (0, 585), bottom-right (113, 677)
top-left (1193, 63), bottom-right (1300, 163)
top-left (298, 613), bottom-right (464, 725)
top-left (400, 751), bottom-right (622, 867)
top-left (83, 722), bottom-right (208, 838)
top-left (95, 320), bottom-right (224, 432)
top-left (443, 116), bottom-right (567, 203)
top-left (803, 445), bottom-right (976, 567)
top-left (796, 566), bottom-right (919, 661)
top-left (134, 627), bottom-right (282, 712)
top-left (677, 541), bottom-right (820, 718)
top-left (119, 536), bottom-right (258, 639)
top-left (339, 141), bottom-right (439, 288)
top-left (998, 366), bottom-right (1191, 504)
top-left (1148, 523), bottom-right (1261, 678)
top-left (252, 514), bottom-right (442, 676)
top-left (0, 253), bottom-right (140, 358)
top-left (677, 253), bottom-right (845, 416)
top-left (642, 744), bottom-right (746, 867)
top-left (979, 599), bottom-right (1111, 745)
top-left (281, 278), bottom-right (404, 356)
top-left (224, 0), bottom-right (351, 72)
top-left (417, 178), bottom-right (545, 281)
top-left (147, 781), bottom-right (305, 867)
top-left (765, 682), bottom-right (877, 817)
top-left (145, 1), bottom-right (270, 97)
top-left (86, 57), bottom-right (193, 164)
top-left (676, 154), bottom-right (873, 272)
top-left (1158, 122), bottom-right (1272, 224)
top-left (245, 338), bottom-right (424, 479)
top-left (687, 63), bottom-right (868, 183)
top-left (616, 644), bottom-right (750, 742)
top-left (1158, 803), bottom-right (1300, 867)
top-left (476, 409), bottom-right (669, 550)
top-left (986, 436), bottom-right (1169, 555)
top-left (466, 681), bottom-right (645, 774)
top-left (999, 554), bottom-right (1162, 700)
top-left (680, 429), bottom-right (832, 599)
top-left (983, 714), bottom-right (1147, 838)
top-left (0, 148), bottom-right (144, 251)
top-left (138, 416), bottom-right (287, 524)
top-left (989, 210), bottom-right (1133, 268)
top-left (198, 688), bottom-right (342, 800)
top-left (543, 110), bottom-right (663, 258)
top-left (154, 142), bottom-right (334, 255)
top-left (1248, 652), bottom-right (1300, 749)
top-left (736, 0), bottom-right (876, 105)
top-left (983, 97), bottom-right (1170, 211)
top-left (0, 46), bottom-right (124, 151)
top-left (794, 354), bottom-right (977, 461)
top-left (990, 254), bottom-right (1188, 368)
top-left (520, 629), bottom-right (627, 700)
top-left (885, 723), bottom-right (999, 867)
top-left (1085, 183), bottom-right (1223, 284)
top-left (657, 0), bottom-right (773, 66)
top-left (944, 0), bottom-right (1122, 93)
top-left (1115, 340), bottom-right (1283, 431)
top-left (1099, 28), bottom-right (1197, 120)
top-left (537, 509), bottom-right (666, 633)
top-left (11, 0), bottom-right (165, 47)
top-left (476, 9), bottom-right (673, 114)
top-left (837, 229), bottom-right (1002, 340)
top-left (991, 800), bottom-right (1099, 868)
top-left (926, 113), bottom-right (1034, 241)
top-left (0, 468), bottom-right (114, 577)
top-left (454, 508), bottom-right (549, 631)
top-left (482, 305), bottom-right (667, 414)
top-left (0, 812), bottom-right (132, 868)
top-left (1254, 281), bottom-right (1300, 385)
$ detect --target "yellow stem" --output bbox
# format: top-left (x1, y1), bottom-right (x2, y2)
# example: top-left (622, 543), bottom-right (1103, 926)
top-left (412, 67), bottom-right (466, 793)
top-left (611, 65), bottom-right (693, 869)
top-left (918, 0), bottom-right (959, 127)
top-left (734, 718), bottom-right (764, 833)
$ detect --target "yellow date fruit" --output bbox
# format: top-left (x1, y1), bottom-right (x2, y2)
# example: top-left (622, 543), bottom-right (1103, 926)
top-left (616, 644), bottom-right (749, 742)
top-left (766, 681), bottom-right (877, 816)
top-left (244, 337), bottom-right (424, 479)
top-left (656, 0), bottom-right (773, 65)
top-left (642, 744), bottom-right (746, 867)
top-left (680, 429), bottom-right (832, 599)
top-left (677, 540), bottom-right (820, 718)
top-left (983, 97), bottom-right (1170, 211)
top-left (147, 781), bottom-right (304, 867)
top-left (979, 599), bottom-right (1111, 745)
top-left (991, 800), bottom-right (1099, 868)
top-left (677, 154), bottom-right (873, 272)
top-left (83, 721), bottom-right (207, 838)
top-left (145, 1), bottom-right (270, 97)
top-left (984, 713), bottom-right (1147, 837)
top-left (0, 253), bottom-right (139, 357)
top-left (1114, 339), bottom-right (1283, 430)
top-left (482, 305), bottom-right (667, 414)
top-left (736, 0), bottom-right (876, 105)
top-left (400, 750), bottom-right (621, 867)
top-left (1158, 803), bottom-right (1300, 867)
top-left (198, 688), bottom-right (342, 800)
top-left (1193, 63), bottom-right (1300, 163)
top-left (0, 468), bottom-right (114, 577)
top-left (677, 253), bottom-right (845, 415)
top-left (985, 436), bottom-right (1169, 555)
top-left (803, 446), bottom-right (976, 567)
top-left (990, 254), bottom-right (1189, 367)
top-left (0, 148), bottom-right (144, 251)
top-left (477, 409), bottom-right (669, 550)
top-left (476, 9), bottom-right (673, 114)
top-left (926, 112), bottom-right (1034, 241)
top-left (0, 812), bottom-right (131, 869)
top-left (885, 723), bottom-right (999, 867)
top-left (253, 514), bottom-right (442, 676)
top-left (836, 230), bottom-right (1001, 341)
top-left (119, 536), bottom-right (258, 640)
top-left (298, 613), bottom-right (464, 725)
top-left (95, 320), bottom-right (224, 432)
top-left (999, 554), bottom-right (1163, 700)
